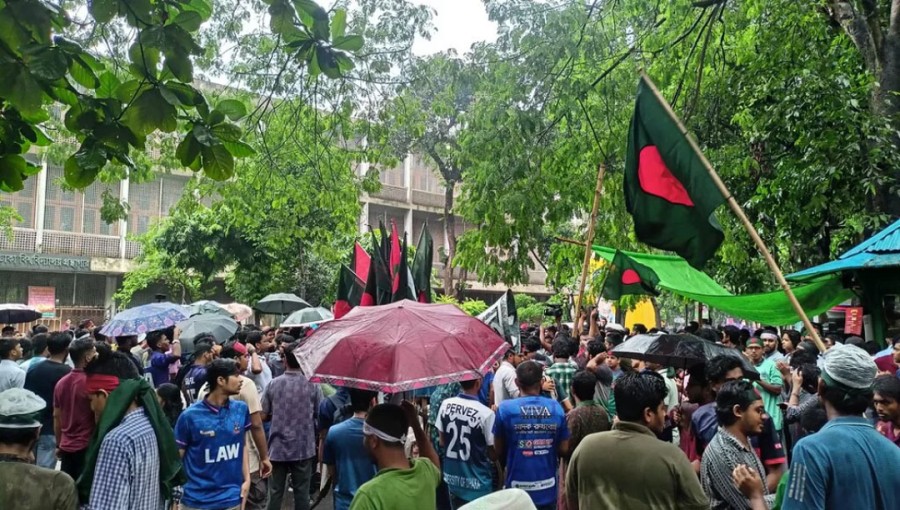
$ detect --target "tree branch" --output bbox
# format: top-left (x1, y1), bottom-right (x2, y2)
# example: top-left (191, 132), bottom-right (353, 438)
top-left (827, 0), bottom-right (879, 73)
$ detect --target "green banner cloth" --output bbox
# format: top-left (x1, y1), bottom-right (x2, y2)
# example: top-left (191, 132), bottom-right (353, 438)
top-left (593, 246), bottom-right (853, 325)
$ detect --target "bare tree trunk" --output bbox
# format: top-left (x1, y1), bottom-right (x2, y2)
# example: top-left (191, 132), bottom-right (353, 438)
top-left (442, 181), bottom-right (457, 296)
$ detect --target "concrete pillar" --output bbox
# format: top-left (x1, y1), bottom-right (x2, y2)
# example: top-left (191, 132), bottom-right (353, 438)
top-left (104, 275), bottom-right (118, 318)
top-left (359, 201), bottom-right (369, 234)
top-left (403, 153), bottom-right (412, 203)
top-left (119, 177), bottom-right (129, 258)
top-left (404, 208), bottom-right (413, 238)
top-left (34, 155), bottom-right (48, 251)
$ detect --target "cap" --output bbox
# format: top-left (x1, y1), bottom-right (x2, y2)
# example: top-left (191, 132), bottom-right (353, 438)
top-left (232, 342), bottom-right (248, 356)
top-left (0, 388), bottom-right (46, 429)
top-left (746, 337), bottom-right (764, 348)
top-left (822, 343), bottom-right (876, 390)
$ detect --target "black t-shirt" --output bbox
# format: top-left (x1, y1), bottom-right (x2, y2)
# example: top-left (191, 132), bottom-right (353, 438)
top-left (23, 360), bottom-right (71, 433)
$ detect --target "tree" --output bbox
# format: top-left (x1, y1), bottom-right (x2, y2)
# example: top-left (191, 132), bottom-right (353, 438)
top-left (446, 0), bottom-right (897, 299)
top-left (381, 53), bottom-right (477, 298)
top-left (0, 0), bottom-right (363, 197)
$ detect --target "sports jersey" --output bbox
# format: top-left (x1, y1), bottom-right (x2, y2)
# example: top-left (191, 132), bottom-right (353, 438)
top-left (174, 398), bottom-right (251, 509)
top-left (323, 417), bottom-right (377, 510)
top-left (436, 394), bottom-right (495, 503)
top-left (494, 395), bottom-right (569, 508)
top-left (181, 364), bottom-right (208, 404)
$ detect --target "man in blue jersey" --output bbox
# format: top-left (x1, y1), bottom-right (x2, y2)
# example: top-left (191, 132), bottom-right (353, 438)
top-left (179, 339), bottom-right (216, 404)
top-left (176, 359), bottom-right (251, 510)
top-left (323, 388), bottom-right (378, 510)
top-left (494, 360), bottom-right (569, 510)
top-left (436, 377), bottom-right (496, 508)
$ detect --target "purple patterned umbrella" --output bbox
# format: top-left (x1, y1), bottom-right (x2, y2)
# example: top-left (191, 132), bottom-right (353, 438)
top-left (100, 302), bottom-right (190, 337)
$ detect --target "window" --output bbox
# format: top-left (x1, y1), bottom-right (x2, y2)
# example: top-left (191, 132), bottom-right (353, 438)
top-left (81, 181), bottom-right (119, 236)
top-left (1, 165), bottom-right (39, 228)
top-left (128, 181), bottom-right (160, 235)
top-left (44, 165), bottom-right (83, 232)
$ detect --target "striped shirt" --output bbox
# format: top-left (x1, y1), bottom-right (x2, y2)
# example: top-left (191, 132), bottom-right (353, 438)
top-left (700, 427), bottom-right (774, 510)
top-left (89, 407), bottom-right (163, 510)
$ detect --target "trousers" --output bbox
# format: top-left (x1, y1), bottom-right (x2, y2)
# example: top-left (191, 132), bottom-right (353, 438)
top-left (267, 457), bottom-right (315, 510)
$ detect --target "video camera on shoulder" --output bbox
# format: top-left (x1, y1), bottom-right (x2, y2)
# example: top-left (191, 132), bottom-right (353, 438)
top-left (544, 304), bottom-right (563, 318)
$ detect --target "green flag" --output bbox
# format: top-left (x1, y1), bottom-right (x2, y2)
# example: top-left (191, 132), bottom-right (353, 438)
top-left (625, 75), bottom-right (726, 268)
top-left (602, 250), bottom-right (660, 301)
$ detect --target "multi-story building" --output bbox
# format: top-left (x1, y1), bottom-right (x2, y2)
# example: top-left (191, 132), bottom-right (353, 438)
top-left (359, 154), bottom-right (551, 300)
top-left (0, 151), bottom-right (550, 328)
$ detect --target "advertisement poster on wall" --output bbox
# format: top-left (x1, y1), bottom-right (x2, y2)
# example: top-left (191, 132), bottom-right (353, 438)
top-left (28, 286), bottom-right (56, 318)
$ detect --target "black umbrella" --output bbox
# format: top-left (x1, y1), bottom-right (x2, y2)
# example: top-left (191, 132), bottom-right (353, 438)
top-left (612, 333), bottom-right (760, 379)
top-left (254, 293), bottom-right (311, 315)
top-left (0, 304), bottom-right (42, 324)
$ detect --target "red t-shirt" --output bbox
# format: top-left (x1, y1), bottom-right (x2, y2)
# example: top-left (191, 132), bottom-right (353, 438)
top-left (53, 369), bottom-right (96, 452)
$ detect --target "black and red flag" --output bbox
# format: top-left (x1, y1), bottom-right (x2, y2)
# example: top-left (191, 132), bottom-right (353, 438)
top-left (624, 75), bottom-right (726, 268)
top-left (361, 230), bottom-right (393, 306)
top-left (389, 221), bottom-right (402, 295)
top-left (350, 242), bottom-right (370, 285)
top-left (391, 235), bottom-right (415, 302)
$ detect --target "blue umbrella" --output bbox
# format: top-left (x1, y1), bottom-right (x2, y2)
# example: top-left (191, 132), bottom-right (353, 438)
top-left (100, 302), bottom-right (190, 337)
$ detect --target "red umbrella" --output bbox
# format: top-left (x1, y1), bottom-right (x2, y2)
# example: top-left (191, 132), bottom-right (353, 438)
top-left (293, 300), bottom-right (508, 393)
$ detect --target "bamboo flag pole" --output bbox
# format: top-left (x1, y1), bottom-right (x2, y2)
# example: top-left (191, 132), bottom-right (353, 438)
top-left (575, 164), bottom-right (607, 326)
top-left (639, 71), bottom-right (826, 352)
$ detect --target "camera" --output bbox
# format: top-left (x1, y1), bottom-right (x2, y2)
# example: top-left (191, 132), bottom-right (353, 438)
top-left (543, 304), bottom-right (563, 318)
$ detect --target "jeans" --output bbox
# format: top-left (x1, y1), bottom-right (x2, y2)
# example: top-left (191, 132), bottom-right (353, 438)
top-left (267, 457), bottom-right (315, 510)
top-left (34, 434), bottom-right (57, 469)
top-left (59, 448), bottom-right (87, 481)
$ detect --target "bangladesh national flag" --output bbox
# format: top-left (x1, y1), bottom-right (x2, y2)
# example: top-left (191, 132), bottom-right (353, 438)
top-left (601, 250), bottom-right (660, 301)
top-left (412, 222), bottom-right (434, 303)
top-left (334, 265), bottom-right (364, 319)
top-left (625, 75), bottom-right (726, 268)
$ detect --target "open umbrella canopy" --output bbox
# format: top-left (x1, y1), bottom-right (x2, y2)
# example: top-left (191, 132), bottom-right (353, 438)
top-left (612, 333), bottom-right (760, 379)
top-left (255, 293), bottom-right (311, 315)
top-left (0, 304), bottom-right (42, 324)
top-left (223, 302), bottom-right (253, 322)
top-left (281, 307), bottom-right (334, 327)
top-left (294, 300), bottom-right (508, 393)
top-left (187, 300), bottom-right (232, 318)
top-left (177, 314), bottom-right (239, 352)
top-left (100, 302), bottom-right (190, 337)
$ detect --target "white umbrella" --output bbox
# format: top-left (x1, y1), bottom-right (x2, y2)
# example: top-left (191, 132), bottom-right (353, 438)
top-left (281, 307), bottom-right (334, 327)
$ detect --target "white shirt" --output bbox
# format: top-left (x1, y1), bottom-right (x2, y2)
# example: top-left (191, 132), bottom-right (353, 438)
top-left (657, 368), bottom-right (679, 411)
top-left (0, 359), bottom-right (26, 392)
top-left (492, 361), bottom-right (519, 406)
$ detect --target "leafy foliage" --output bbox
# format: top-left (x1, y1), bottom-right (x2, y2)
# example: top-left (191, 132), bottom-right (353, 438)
top-left (0, 0), bottom-right (365, 195)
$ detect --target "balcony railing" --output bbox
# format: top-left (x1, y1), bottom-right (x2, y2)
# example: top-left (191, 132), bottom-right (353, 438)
top-left (43, 231), bottom-right (120, 258)
top-left (370, 184), bottom-right (407, 202)
top-left (411, 189), bottom-right (445, 208)
top-left (0, 229), bottom-right (37, 252)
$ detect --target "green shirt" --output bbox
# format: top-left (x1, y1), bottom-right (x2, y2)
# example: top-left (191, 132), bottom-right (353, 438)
top-left (349, 457), bottom-right (441, 510)
top-left (754, 358), bottom-right (784, 431)
top-left (0, 460), bottom-right (78, 510)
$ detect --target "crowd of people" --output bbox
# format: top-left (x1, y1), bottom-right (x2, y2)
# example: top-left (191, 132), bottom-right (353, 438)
top-left (1, 311), bottom-right (900, 510)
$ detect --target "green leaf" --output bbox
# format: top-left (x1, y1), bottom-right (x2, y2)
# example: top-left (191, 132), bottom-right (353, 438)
top-left (222, 140), bottom-right (256, 158)
top-left (64, 145), bottom-right (106, 188)
top-left (207, 109), bottom-right (226, 126)
top-left (70, 56), bottom-right (101, 89)
top-left (335, 53), bottom-right (354, 73)
top-left (97, 72), bottom-right (122, 98)
top-left (183, 0), bottom-right (213, 20)
top-left (193, 124), bottom-right (216, 146)
top-left (115, 79), bottom-right (149, 103)
top-left (216, 99), bottom-right (248, 121)
top-left (332, 35), bottom-right (363, 52)
top-left (89, 0), bottom-right (119, 23)
top-left (0, 63), bottom-right (44, 117)
top-left (164, 52), bottom-right (193, 82)
top-left (122, 88), bottom-right (178, 136)
top-left (173, 11), bottom-right (203, 32)
top-left (211, 122), bottom-right (243, 142)
top-left (23, 46), bottom-right (68, 81)
top-left (0, 155), bottom-right (27, 192)
top-left (317, 47), bottom-right (340, 79)
top-left (293, 0), bottom-right (329, 39)
top-left (331, 9), bottom-right (346, 39)
top-left (129, 43), bottom-right (160, 80)
top-left (165, 82), bottom-right (204, 106)
top-left (176, 133), bottom-right (201, 167)
top-left (201, 144), bottom-right (235, 180)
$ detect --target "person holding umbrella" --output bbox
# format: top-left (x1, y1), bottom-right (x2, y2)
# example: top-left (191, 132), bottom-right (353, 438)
top-left (146, 327), bottom-right (181, 388)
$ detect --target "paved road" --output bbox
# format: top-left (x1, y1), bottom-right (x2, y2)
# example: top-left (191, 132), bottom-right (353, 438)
top-left (279, 487), bottom-right (334, 510)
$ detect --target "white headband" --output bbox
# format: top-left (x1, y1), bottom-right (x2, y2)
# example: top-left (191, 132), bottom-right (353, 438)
top-left (363, 421), bottom-right (407, 444)
top-left (760, 332), bottom-right (778, 341)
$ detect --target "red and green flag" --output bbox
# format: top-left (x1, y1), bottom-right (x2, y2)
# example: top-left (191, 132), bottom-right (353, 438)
top-left (412, 222), bottom-right (434, 303)
top-left (601, 250), bottom-right (660, 301)
top-left (334, 265), bottom-right (365, 318)
top-left (361, 230), bottom-right (393, 306)
top-left (625, 75), bottom-right (726, 268)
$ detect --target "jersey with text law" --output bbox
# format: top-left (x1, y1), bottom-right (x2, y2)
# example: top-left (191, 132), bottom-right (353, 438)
top-left (436, 394), bottom-right (496, 502)
top-left (175, 398), bottom-right (251, 510)
top-left (494, 395), bottom-right (569, 508)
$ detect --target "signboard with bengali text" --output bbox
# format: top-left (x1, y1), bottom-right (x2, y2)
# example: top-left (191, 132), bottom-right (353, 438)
top-left (844, 306), bottom-right (863, 335)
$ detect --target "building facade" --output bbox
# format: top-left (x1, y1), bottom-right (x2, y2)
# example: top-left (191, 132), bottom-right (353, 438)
top-left (0, 152), bottom-right (550, 328)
